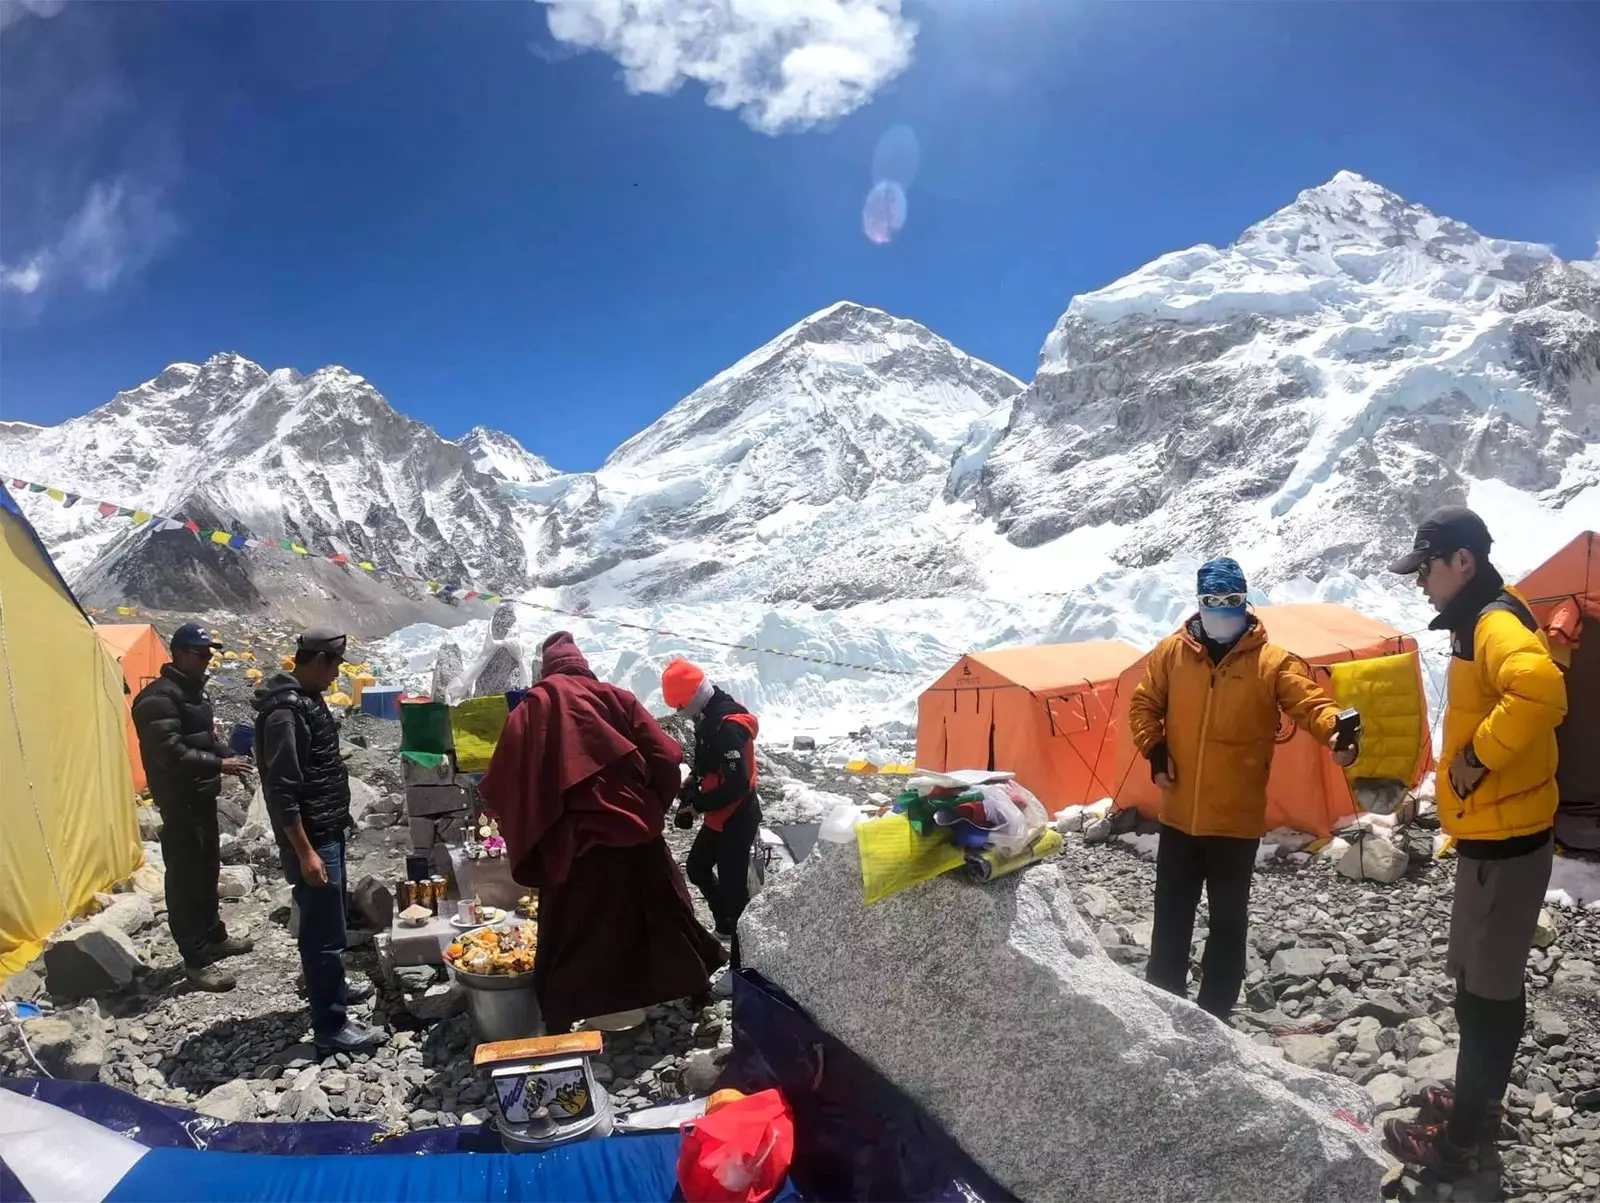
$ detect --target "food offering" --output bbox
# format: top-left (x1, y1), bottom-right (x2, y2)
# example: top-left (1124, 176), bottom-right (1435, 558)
top-left (445, 919), bottom-right (538, 977)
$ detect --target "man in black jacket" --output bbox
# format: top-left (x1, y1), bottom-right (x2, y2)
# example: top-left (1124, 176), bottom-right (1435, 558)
top-left (131, 623), bottom-right (254, 991)
top-left (662, 660), bottom-right (761, 984)
top-left (255, 628), bottom-right (382, 1054)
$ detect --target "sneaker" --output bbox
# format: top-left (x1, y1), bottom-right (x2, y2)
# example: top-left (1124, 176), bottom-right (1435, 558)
top-left (185, 962), bottom-right (237, 993)
top-left (711, 972), bottom-right (734, 999)
top-left (1417, 1085), bottom-right (1506, 1142)
top-left (296, 972), bottom-right (375, 1003)
top-left (1383, 1117), bottom-right (1477, 1172)
top-left (208, 934), bottom-right (254, 960)
top-left (314, 1021), bottom-right (385, 1055)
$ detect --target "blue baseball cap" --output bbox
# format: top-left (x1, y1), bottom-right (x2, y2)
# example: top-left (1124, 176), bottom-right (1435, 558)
top-left (171, 622), bottom-right (222, 651)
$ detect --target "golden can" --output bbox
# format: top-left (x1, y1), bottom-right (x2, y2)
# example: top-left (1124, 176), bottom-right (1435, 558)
top-left (398, 880), bottom-right (418, 910)
top-left (429, 875), bottom-right (447, 914)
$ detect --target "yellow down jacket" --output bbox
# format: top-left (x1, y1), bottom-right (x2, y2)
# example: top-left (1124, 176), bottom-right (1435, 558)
top-left (1128, 618), bottom-right (1342, 839)
top-left (1439, 589), bottom-right (1567, 840)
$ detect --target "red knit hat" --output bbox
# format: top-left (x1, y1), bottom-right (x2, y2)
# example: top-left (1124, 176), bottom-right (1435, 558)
top-left (662, 658), bottom-right (709, 711)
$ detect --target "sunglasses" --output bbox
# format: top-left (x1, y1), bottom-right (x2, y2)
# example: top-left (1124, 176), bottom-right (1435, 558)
top-left (1199, 593), bottom-right (1247, 609)
top-left (1415, 554), bottom-right (1451, 581)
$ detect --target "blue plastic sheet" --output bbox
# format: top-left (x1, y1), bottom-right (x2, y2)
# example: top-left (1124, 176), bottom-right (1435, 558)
top-left (725, 972), bottom-right (1015, 1202)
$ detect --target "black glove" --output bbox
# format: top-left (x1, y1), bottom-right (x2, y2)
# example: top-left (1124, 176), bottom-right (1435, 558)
top-left (674, 807), bottom-right (697, 830)
top-left (1148, 740), bottom-right (1172, 784)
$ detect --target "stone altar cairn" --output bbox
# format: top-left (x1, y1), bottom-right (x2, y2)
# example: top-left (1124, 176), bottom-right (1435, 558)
top-left (740, 842), bottom-right (1390, 1203)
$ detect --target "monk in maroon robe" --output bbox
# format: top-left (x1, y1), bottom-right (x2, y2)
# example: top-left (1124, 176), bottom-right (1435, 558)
top-left (480, 632), bottom-right (724, 1031)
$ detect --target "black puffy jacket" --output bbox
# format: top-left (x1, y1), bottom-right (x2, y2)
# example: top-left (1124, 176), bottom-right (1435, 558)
top-left (254, 671), bottom-right (351, 846)
top-left (131, 665), bottom-right (226, 807)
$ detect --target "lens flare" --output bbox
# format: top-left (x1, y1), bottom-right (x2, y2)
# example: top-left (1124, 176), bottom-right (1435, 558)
top-left (862, 180), bottom-right (907, 245)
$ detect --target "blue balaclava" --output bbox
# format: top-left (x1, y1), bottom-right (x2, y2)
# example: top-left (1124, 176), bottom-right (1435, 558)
top-left (1196, 557), bottom-right (1249, 644)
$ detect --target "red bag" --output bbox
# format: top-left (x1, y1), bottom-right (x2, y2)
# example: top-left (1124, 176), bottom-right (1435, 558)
top-left (677, 1088), bottom-right (795, 1203)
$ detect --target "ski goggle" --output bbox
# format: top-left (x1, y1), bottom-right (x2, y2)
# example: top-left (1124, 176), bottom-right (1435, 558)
top-left (1199, 593), bottom-right (1247, 609)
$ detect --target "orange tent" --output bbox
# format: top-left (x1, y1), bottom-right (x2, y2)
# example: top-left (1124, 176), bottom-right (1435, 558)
top-left (95, 623), bottom-right (169, 793)
top-left (916, 640), bottom-right (1145, 813)
top-left (1517, 532), bottom-right (1599, 847)
top-left (1110, 603), bottom-right (1432, 837)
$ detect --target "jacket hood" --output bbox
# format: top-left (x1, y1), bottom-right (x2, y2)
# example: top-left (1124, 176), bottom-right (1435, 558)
top-left (540, 631), bottom-right (593, 679)
top-left (254, 670), bottom-right (314, 713)
top-left (702, 687), bottom-right (757, 733)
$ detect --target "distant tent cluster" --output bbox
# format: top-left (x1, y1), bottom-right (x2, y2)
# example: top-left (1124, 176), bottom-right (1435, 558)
top-left (918, 535), bottom-right (1599, 844)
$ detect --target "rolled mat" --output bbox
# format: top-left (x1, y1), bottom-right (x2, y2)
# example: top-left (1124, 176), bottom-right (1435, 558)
top-left (964, 828), bottom-right (1064, 884)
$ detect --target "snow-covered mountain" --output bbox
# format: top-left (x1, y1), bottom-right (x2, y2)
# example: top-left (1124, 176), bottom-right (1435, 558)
top-left (0, 356), bottom-right (542, 631)
top-left (7, 173), bottom-right (1597, 734)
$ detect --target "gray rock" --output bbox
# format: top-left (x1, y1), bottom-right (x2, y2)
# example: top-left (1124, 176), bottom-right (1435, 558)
top-left (1399, 1017), bottom-right (1443, 1059)
top-left (1279, 1034), bottom-right (1341, 1072)
top-left (43, 921), bottom-right (142, 996)
top-left (1407, 1048), bottom-right (1458, 1083)
top-left (217, 865), bottom-right (256, 900)
top-left (1533, 908), bottom-right (1558, 949)
top-left (1076, 884), bottom-right (1122, 921)
top-left (1270, 947), bottom-right (1333, 981)
top-left (96, 893), bottom-right (156, 938)
top-left (1335, 836), bottom-right (1408, 884)
top-left (741, 841), bottom-right (1387, 1203)
top-left (682, 1048), bottom-right (730, 1096)
top-left (1531, 1092), bottom-right (1555, 1122)
top-left (130, 864), bottom-right (165, 899)
top-left (1354, 994), bottom-right (1414, 1026)
top-left (216, 796), bottom-right (248, 836)
top-left (136, 806), bottom-right (163, 841)
top-left (407, 983), bottom-right (465, 1022)
top-left (791, 736), bottom-right (817, 751)
top-left (1082, 816), bottom-right (1112, 844)
top-left (1365, 1072), bottom-right (1409, 1111)
top-left (351, 875), bottom-right (394, 930)
top-left (1533, 1010), bottom-right (1570, 1047)
top-left (196, 1080), bottom-right (261, 1123)
top-left (20, 1006), bottom-right (107, 1080)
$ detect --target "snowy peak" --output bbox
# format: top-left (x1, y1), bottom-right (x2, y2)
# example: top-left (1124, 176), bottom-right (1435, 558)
top-left (456, 426), bottom-right (556, 485)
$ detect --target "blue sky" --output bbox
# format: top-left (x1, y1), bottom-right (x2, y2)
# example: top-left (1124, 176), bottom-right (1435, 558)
top-left (2, 1), bottom-right (1597, 472)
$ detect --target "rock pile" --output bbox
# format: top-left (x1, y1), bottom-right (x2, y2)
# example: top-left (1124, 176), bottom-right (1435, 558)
top-left (742, 839), bottom-right (1390, 1202)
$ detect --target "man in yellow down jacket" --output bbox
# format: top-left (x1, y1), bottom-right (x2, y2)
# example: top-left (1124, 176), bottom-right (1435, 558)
top-left (1129, 557), bottom-right (1358, 1020)
top-left (1383, 507), bottom-right (1566, 1173)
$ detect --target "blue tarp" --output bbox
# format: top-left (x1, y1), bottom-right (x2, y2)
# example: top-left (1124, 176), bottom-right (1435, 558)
top-left (726, 972), bottom-right (1014, 1202)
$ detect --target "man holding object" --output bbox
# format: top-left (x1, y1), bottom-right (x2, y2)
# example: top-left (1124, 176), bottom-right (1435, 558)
top-left (256, 628), bottom-right (382, 1054)
top-left (1128, 558), bottom-right (1358, 1020)
top-left (1382, 508), bottom-right (1567, 1171)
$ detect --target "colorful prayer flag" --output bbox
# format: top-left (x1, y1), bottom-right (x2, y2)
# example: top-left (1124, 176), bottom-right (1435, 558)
top-left (130, 511), bottom-right (152, 524)
top-left (291, 543), bottom-right (307, 555)
top-left (63, 494), bottom-right (80, 508)
top-left (227, 534), bottom-right (247, 550)
top-left (156, 518), bottom-right (184, 533)
top-left (98, 503), bottom-right (118, 518)
top-left (330, 553), bottom-right (348, 564)
top-left (184, 521), bottom-right (200, 534)
top-left (211, 530), bottom-right (232, 545)
top-left (45, 488), bottom-right (65, 502)
top-left (358, 561), bottom-right (375, 571)
top-left (116, 507), bottom-right (133, 517)
top-left (28, 483), bottom-right (46, 493)
top-left (9, 479), bottom-right (25, 489)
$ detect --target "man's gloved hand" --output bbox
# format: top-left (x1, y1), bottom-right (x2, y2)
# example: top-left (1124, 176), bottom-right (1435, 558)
top-left (674, 807), bottom-right (697, 830)
top-left (1148, 740), bottom-right (1176, 790)
top-left (1448, 745), bottom-right (1489, 799)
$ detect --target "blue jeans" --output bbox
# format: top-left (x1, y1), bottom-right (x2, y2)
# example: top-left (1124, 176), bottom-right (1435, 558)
top-left (281, 839), bottom-right (347, 1038)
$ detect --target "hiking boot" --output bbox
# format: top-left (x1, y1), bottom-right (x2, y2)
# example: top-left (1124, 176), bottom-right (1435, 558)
top-left (1417, 1085), bottom-right (1507, 1142)
top-left (314, 1021), bottom-right (385, 1055)
top-left (208, 934), bottom-right (254, 960)
top-left (1383, 1117), bottom-right (1477, 1173)
top-left (185, 962), bottom-right (237, 993)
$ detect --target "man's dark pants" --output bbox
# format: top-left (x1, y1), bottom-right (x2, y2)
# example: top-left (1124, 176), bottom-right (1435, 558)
top-left (280, 838), bottom-right (348, 1039)
top-left (686, 797), bottom-right (761, 966)
top-left (1146, 823), bottom-right (1260, 1019)
top-left (156, 796), bottom-right (226, 967)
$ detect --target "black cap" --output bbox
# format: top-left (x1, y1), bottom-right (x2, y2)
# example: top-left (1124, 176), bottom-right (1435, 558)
top-left (297, 627), bottom-right (348, 656)
top-left (171, 622), bottom-right (221, 651)
top-left (1388, 506), bottom-right (1492, 574)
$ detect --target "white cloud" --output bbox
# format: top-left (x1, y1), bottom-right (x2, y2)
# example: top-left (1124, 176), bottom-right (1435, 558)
top-left (0, 0), bottom-right (65, 34)
top-left (1, 175), bottom-right (177, 298)
top-left (537, 0), bottom-right (916, 135)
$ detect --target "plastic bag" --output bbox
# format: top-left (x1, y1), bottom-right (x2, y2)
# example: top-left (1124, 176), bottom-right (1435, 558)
top-left (981, 782), bottom-right (1049, 857)
top-left (677, 1088), bottom-right (795, 1203)
top-left (818, 803), bottom-right (866, 844)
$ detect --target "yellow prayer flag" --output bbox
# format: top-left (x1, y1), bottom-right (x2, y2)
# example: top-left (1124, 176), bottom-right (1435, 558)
top-left (211, 531), bottom-right (232, 545)
top-left (358, 561), bottom-right (375, 571)
top-left (116, 605), bottom-right (137, 616)
top-left (291, 544), bottom-right (307, 555)
top-left (45, 488), bottom-right (65, 501)
top-left (131, 511), bottom-right (152, 524)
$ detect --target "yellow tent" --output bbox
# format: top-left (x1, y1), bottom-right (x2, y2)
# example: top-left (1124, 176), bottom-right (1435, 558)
top-left (0, 485), bottom-right (140, 976)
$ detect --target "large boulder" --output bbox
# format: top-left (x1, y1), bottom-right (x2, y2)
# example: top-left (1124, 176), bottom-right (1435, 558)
top-left (43, 922), bottom-right (142, 996)
top-left (96, 893), bottom-right (156, 938)
top-left (217, 865), bottom-right (256, 899)
top-left (196, 1080), bottom-right (262, 1123)
top-left (19, 1005), bottom-right (107, 1080)
top-left (741, 843), bottom-right (1388, 1203)
top-left (351, 875), bottom-right (394, 931)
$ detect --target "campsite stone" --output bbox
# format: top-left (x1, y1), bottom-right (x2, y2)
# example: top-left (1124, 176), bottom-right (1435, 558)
top-left (1082, 816), bottom-right (1112, 844)
top-left (1400, 1017), bottom-right (1444, 1058)
top-left (131, 865), bottom-right (165, 899)
top-left (1246, 980), bottom-right (1278, 1012)
top-left (1535, 908), bottom-right (1558, 949)
top-left (1355, 994), bottom-right (1414, 1026)
top-left (682, 1048), bottom-right (729, 1096)
top-left (407, 982), bottom-right (465, 1021)
top-left (43, 920), bottom-right (142, 996)
top-left (216, 796), bottom-right (248, 836)
top-left (1365, 1072), bottom-right (1409, 1111)
top-left (217, 865), bottom-right (255, 899)
top-left (1270, 947), bottom-right (1332, 981)
top-left (196, 1080), bottom-right (261, 1123)
top-left (20, 1006), bottom-right (107, 1080)
top-left (1280, 1034), bottom-right (1341, 1072)
top-left (1532, 1092), bottom-right (1555, 1122)
top-left (351, 875), bottom-right (394, 931)
top-left (792, 736), bottom-right (816, 751)
top-left (742, 842), bottom-right (1388, 1203)
top-left (1336, 836), bottom-right (1408, 884)
top-left (1535, 1011), bottom-right (1571, 1047)
top-left (1077, 883), bottom-right (1122, 921)
top-left (1407, 1048), bottom-right (1459, 1083)
top-left (96, 893), bottom-right (156, 938)
top-left (136, 807), bottom-right (162, 841)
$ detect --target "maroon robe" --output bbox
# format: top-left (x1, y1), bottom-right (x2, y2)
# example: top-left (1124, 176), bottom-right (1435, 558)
top-left (480, 633), bottom-right (724, 1030)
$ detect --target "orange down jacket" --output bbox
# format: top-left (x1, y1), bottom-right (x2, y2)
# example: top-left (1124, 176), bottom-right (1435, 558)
top-left (1127, 617), bottom-right (1343, 839)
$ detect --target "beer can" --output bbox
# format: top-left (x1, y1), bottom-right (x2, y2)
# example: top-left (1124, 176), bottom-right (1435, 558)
top-left (398, 880), bottom-right (417, 910)
top-left (429, 875), bottom-right (447, 914)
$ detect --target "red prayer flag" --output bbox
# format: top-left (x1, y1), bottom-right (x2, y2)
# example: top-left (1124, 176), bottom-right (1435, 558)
top-left (98, 503), bottom-right (118, 518)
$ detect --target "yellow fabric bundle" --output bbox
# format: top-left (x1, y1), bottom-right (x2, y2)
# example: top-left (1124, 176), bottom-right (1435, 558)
top-left (855, 812), bottom-right (966, 905)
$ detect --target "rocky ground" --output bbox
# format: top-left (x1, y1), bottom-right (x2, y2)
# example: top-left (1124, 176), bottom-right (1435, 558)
top-left (4, 700), bottom-right (1596, 1201)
